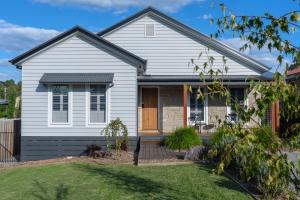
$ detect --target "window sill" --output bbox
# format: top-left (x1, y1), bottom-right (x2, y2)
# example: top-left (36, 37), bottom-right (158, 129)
top-left (188, 121), bottom-right (207, 126)
top-left (86, 123), bottom-right (107, 128)
top-left (48, 123), bottom-right (72, 127)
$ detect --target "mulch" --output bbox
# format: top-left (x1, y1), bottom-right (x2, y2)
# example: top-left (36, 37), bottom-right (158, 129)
top-left (0, 150), bottom-right (135, 171)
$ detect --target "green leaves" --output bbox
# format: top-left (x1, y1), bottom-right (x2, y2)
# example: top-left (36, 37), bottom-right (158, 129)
top-left (165, 127), bottom-right (201, 151)
top-left (210, 124), bottom-right (295, 198)
top-left (211, 5), bottom-right (300, 69)
top-left (102, 118), bottom-right (129, 153)
top-left (290, 12), bottom-right (300, 22)
top-left (197, 3), bottom-right (300, 198)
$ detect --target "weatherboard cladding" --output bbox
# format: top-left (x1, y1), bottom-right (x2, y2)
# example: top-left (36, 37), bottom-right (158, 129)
top-left (39, 73), bottom-right (114, 84)
top-left (21, 136), bottom-right (138, 161)
top-left (21, 35), bottom-right (138, 137)
top-left (9, 26), bottom-right (146, 71)
top-left (100, 7), bottom-right (270, 74)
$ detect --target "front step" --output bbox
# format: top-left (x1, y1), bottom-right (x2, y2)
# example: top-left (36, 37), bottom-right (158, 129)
top-left (139, 135), bottom-right (165, 144)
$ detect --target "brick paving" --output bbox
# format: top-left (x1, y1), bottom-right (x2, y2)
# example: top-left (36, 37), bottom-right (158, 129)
top-left (138, 142), bottom-right (185, 164)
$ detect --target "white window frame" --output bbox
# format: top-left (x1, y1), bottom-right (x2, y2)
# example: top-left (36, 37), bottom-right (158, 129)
top-left (226, 87), bottom-right (248, 123)
top-left (144, 23), bottom-right (156, 37)
top-left (85, 84), bottom-right (110, 127)
top-left (187, 87), bottom-right (208, 125)
top-left (48, 84), bottom-right (73, 127)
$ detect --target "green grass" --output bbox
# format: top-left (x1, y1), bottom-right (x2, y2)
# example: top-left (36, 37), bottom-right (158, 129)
top-left (0, 162), bottom-right (251, 200)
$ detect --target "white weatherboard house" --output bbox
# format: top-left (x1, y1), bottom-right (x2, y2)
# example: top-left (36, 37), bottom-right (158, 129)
top-left (10, 7), bottom-right (270, 161)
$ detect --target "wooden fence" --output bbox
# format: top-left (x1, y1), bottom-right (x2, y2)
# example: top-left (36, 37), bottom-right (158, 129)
top-left (0, 119), bottom-right (21, 162)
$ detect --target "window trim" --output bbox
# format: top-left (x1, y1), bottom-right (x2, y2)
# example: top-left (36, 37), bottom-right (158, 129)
top-left (85, 84), bottom-right (110, 127)
top-left (226, 87), bottom-right (248, 123)
top-left (187, 87), bottom-right (208, 125)
top-left (48, 84), bottom-right (73, 127)
top-left (144, 23), bottom-right (156, 37)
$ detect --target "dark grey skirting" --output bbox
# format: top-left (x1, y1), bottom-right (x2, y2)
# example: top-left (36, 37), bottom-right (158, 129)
top-left (21, 136), bottom-right (138, 161)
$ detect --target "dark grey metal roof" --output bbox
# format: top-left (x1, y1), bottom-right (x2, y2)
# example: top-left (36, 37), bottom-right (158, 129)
top-left (138, 75), bottom-right (272, 82)
top-left (10, 26), bottom-right (146, 70)
top-left (40, 73), bottom-right (114, 84)
top-left (98, 7), bottom-right (270, 74)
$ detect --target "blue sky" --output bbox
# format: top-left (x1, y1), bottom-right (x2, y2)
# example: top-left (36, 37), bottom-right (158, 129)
top-left (0, 0), bottom-right (298, 81)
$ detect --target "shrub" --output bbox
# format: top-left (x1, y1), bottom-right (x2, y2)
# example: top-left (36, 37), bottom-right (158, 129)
top-left (210, 124), bottom-right (238, 151)
top-left (209, 124), bottom-right (294, 199)
top-left (102, 118), bottom-right (128, 153)
top-left (165, 127), bottom-right (201, 151)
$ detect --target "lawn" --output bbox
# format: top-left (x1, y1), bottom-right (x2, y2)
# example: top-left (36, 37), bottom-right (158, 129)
top-left (0, 162), bottom-right (251, 200)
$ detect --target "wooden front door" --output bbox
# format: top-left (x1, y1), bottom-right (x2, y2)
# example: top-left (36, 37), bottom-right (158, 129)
top-left (142, 88), bottom-right (158, 130)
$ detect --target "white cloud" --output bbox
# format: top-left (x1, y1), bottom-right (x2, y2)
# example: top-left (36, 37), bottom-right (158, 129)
top-left (0, 19), bottom-right (60, 52)
top-left (222, 37), bottom-right (291, 73)
top-left (33, 0), bottom-right (204, 13)
top-left (202, 14), bottom-right (212, 20)
top-left (0, 58), bottom-right (9, 66)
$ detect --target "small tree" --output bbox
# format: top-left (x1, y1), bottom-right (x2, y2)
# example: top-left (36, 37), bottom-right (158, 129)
top-left (102, 118), bottom-right (128, 154)
top-left (190, 2), bottom-right (300, 198)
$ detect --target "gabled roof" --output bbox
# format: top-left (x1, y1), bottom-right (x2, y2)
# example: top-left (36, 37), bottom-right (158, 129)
top-left (10, 26), bottom-right (146, 70)
top-left (98, 7), bottom-right (270, 74)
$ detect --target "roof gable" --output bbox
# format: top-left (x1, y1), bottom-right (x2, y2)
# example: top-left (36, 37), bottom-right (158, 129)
top-left (10, 26), bottom-right (146, 71)
top-left (98, 7), bottom-right (270, 74)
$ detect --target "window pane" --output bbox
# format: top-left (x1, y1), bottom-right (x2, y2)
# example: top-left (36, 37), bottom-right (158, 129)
top-left (53, 103), bottom-right (60, 111)
top-left (229, 88), bottom-right (245, 122)
top-left (189, 88), bottom-right (205, 122)
top-left (52, 85), bottom-right (69, 123)
top-left (230, 88), bottom-right (244, 106)
top-left (53, 111), bottom-right (68, 123)
top-left (90, 85), bottom-right (106, 123)
top-left (63, 96), bottom-right (68, 103)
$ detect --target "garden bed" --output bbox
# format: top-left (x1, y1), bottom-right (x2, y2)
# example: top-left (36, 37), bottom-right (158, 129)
top-left (0, 150), bottom-right (135, 170)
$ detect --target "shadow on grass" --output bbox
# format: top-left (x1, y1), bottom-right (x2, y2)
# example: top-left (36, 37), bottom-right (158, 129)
top-left (196, 163), bottom-right (248, 194)
top-left (213, 178), bottom-right (246, 193)
top-left (31, 180), bottom-right (69, 200)
top-left (72, 163), bottom-right (177, 199)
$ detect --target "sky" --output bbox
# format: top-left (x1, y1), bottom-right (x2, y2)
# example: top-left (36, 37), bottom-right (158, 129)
top-left (0, 0), bottom-right (299, 81)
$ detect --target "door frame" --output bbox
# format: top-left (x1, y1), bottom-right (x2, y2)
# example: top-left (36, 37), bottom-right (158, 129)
top-left (140, 86), bottom-right (160, 131)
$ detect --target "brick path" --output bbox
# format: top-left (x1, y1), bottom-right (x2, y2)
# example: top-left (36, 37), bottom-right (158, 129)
top-left (138, 142), bottom-right (184, 164)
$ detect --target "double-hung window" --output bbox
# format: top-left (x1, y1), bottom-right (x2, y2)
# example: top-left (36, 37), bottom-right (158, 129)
top-left (88, 85), bottom-right (107, 125)
top-left (189, 88), bottom-right (205, 124)
top-left (51, 85), bottom-right (70, 124)
top-left (228, 88), bottom-right (245, 122)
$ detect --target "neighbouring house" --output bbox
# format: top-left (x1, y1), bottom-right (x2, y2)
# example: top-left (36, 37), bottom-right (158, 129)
top-left (287, 66), bottom-right (300, 85)
top-left (0, 99), bottom-right (8, 105)
top-left (10, 7), bottom-right (271, 161)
